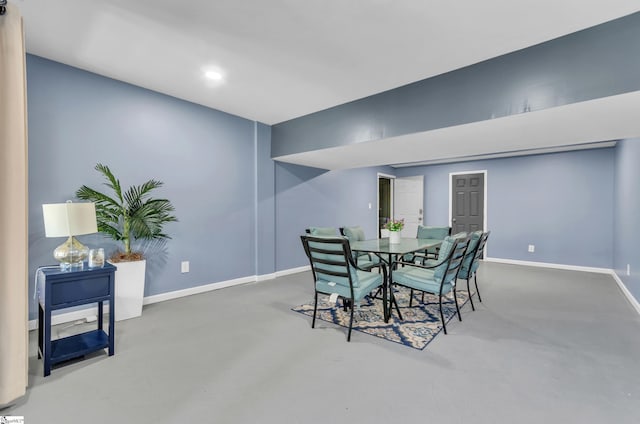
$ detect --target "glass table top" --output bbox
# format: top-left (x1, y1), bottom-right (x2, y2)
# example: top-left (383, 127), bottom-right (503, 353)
top-left (351, 238), bottom-right (442, 255)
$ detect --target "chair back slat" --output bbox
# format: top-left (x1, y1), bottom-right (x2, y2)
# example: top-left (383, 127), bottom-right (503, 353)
top-left (300, 235), bottom-right (358, 290)
top-left (442, 236), bottom-right (469, 284)
top-left (470, 231), bottom-right (490, 274)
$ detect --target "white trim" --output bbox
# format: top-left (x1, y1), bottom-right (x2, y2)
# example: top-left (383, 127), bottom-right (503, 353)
top-left (377, 172), bottom-right (396, 179)
top-left (28, 307), bottom-right (104, 331)
top-left (28, 267), bottom-right (310, 330)
top-left (485, 257), bottom-right (611, 274)
top-left (276, 265), bottom-right (310, 277)
top-left (610, 271), bottom-right (640, 315)
top-left (256, 272), bottom-right (277, 282)
top-left (143, 275), bottom-right (257, 305)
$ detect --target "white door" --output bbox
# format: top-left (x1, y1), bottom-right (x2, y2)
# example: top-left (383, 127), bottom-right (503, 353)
top-left (394, 176), bottom-right (424, 238)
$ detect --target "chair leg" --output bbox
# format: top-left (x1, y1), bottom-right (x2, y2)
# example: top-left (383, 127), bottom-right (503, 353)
top-left (421, 292), bottom-right (425, 303)
top-left (453, 287), bottom-right (462, 321)
top-left (409, 288), bottom-right (414, 307)
top-left (392, 292), bottom-right (403, 321)
top-left (439, 294), bottom-right (447, 335)
top-left (474, 274), bottom-right (482, 303)
top-left (466, 278), bottom-right (476, 311)
top-left (312, 292), bottom-right (318, 328)
top-left (347, 301), bottom-right (354, 342)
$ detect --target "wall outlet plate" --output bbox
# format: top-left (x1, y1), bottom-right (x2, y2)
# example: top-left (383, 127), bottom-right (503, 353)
top-left (181, 261), bottom-right (189, 273)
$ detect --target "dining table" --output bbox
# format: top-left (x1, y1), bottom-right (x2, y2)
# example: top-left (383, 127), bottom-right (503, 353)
top-left (350, 237), bottom-right (443, 322)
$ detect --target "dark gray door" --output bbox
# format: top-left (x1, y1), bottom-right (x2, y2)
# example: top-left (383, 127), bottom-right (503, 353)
top-left (451, 173), bottom-right (484, 233)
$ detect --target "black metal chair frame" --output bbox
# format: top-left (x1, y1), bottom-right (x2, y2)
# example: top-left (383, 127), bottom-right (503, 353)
top-left (338, 227), bottom-right (379, 271)
top-left (459, 231), bottom-right (491, 311)
top-left (406, 226), bottom-right (452, 264)
top-left (300, 235), bottom-right (388, 342)
top-left (392, 236), bottom-right (469, 335)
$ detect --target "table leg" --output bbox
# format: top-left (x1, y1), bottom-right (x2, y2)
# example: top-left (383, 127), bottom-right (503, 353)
top-left (98, 300), bottom-right (104, 331)
top-left (386, 253), bottom-right (393, 322)
top-left (43, 303), bottom-right (52, 377)
top-left (38, 302), bottom-right (43, 359)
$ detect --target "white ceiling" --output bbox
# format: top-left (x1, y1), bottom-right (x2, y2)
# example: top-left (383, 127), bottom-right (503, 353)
top-left (11, 0), bottom-right (640, 168)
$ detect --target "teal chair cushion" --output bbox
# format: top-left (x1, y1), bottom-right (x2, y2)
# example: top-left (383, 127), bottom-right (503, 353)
top-left (432, 236), bottom-right (456, 280)
top-left (459, 231), bottom-right (483, 278)
top-left (342, 226), bottom-right (380, 268)
top-left (356, 254), bottom-right (380, 268)
top-left (416, 226), bottom-right (450, 240)
top-left (316, 270), bottom-right (383, 301)
top-left (308, 227), bottom-right (337, 236)
top-left (414, 226), bottom-right (451, 259)
top-left (393, 267), bottom-right (454, 295)
top-left (343, 226), bottom-right (366, 242)
top-left (308, 238), bottom-right (359, 286)
top-left (423, 232), bottom-right (467, 281)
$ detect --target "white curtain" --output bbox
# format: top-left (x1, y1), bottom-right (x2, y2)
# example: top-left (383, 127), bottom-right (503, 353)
top-left (0, 4), bottom-right (29, 406)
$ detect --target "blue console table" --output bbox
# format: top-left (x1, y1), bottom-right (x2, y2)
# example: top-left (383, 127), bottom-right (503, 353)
top-left (37, 262), bottom-right (116, 376)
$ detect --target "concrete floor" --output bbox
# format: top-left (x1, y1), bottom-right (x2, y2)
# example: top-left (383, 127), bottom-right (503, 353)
top-left (4, 262), bottom-right (640, 423)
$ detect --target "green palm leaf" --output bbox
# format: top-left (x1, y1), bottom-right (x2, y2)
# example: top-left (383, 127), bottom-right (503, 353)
top-left (76, 164), bottom-right (177, 258)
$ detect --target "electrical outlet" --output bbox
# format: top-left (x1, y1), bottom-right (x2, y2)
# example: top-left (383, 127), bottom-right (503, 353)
top-left (181, 261), bottom-right (189, 273)
top-left (627, 264), bottom-right (631, 276)
top-left (528, 244), bottom-right (535, 253)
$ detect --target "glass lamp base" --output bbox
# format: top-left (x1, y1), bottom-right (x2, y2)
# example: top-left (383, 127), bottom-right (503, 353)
top-left (53, 236), bottom-right (89, 271)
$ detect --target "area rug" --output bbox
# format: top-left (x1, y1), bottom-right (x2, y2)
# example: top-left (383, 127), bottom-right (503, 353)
top-left (292, 286), bottom-right (470, 350)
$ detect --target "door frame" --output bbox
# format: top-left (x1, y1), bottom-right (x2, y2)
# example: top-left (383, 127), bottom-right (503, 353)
top-left (448, 170), bottom-right (488, 234)
top-left (377, 172), bottom-right (395, 236)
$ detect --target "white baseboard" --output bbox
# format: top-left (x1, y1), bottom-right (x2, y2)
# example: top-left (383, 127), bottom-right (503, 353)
top-left (485, 257), bottom-right (612, 274)
top-left (28, 266), bottom-right (310, 330)
top-left (143, 275), bottom-right (258, 305)
top-left (610, 271), bottom-right (640, 315)
top-left (276, 265), bottom-right (310, 277)
top-left (28, 307), bottom-right (106, 331)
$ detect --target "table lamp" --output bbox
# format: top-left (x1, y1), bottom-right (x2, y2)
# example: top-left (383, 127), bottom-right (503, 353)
top-left (42, 201), bottom-right (98, 270)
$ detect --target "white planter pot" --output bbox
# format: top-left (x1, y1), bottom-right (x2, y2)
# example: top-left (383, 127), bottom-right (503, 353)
top-left (389, 230), bottom-right (402, 244)
top-left (109, 259), bottom-right (146, 321)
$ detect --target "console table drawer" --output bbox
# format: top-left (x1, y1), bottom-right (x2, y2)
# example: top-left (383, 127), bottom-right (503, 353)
top-left (50, 276), bottom-right (110, 306)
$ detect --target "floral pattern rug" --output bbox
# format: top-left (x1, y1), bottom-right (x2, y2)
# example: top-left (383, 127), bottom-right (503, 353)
top-left (292, 286), bottom-right (471, 350)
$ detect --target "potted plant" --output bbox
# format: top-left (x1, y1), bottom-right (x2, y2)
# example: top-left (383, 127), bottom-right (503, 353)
top-left (384, 218), bottom-right (404, 244)
top-left (76, 163), bottom-right (177, 320)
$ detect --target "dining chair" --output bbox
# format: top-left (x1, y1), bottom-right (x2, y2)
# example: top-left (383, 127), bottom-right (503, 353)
top-left (300, 235), bottom-right (387, 341)
top-left (339, 226), bottom-right (381, 270)
top-left (457, 231), bottom-right (490, 310)
top-left (305, 227), bottom-right (338, 236)
top-left (405, 225), bottom-right (452, 263)
top-left (392, 234), bottom-right (469, 334)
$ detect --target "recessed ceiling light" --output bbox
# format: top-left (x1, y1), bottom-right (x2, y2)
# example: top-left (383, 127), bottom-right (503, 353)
top-left (205, 71), bottom-right (223, 81)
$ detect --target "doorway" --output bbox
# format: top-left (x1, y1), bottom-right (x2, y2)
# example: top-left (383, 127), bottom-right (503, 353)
top-left (394, 175), bottom-right (424, 238)
top-left (449, 171), bottom-right (486, 233)
top-left (377, 174), bottom-right (393, 237)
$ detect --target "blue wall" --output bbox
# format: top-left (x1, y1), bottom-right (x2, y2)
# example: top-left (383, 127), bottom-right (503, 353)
top-left (614, 140), bottom-right (640, 300)
top-left (272, 12), bottom-right (640, 159)
top-left (395, 149), bottom-right (615, 268)
top-left (275, 148), bottom-right (617, 272)
top-left (26, 55), bottom-right (273, 319)
top-left (274, 163), bottom-right (391, 271)
top-left (26, 55), bottom-right (638, 322)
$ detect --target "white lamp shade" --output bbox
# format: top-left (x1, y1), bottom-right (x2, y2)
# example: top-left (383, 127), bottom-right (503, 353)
top-left (42, 202), bottom-right (98, 237)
